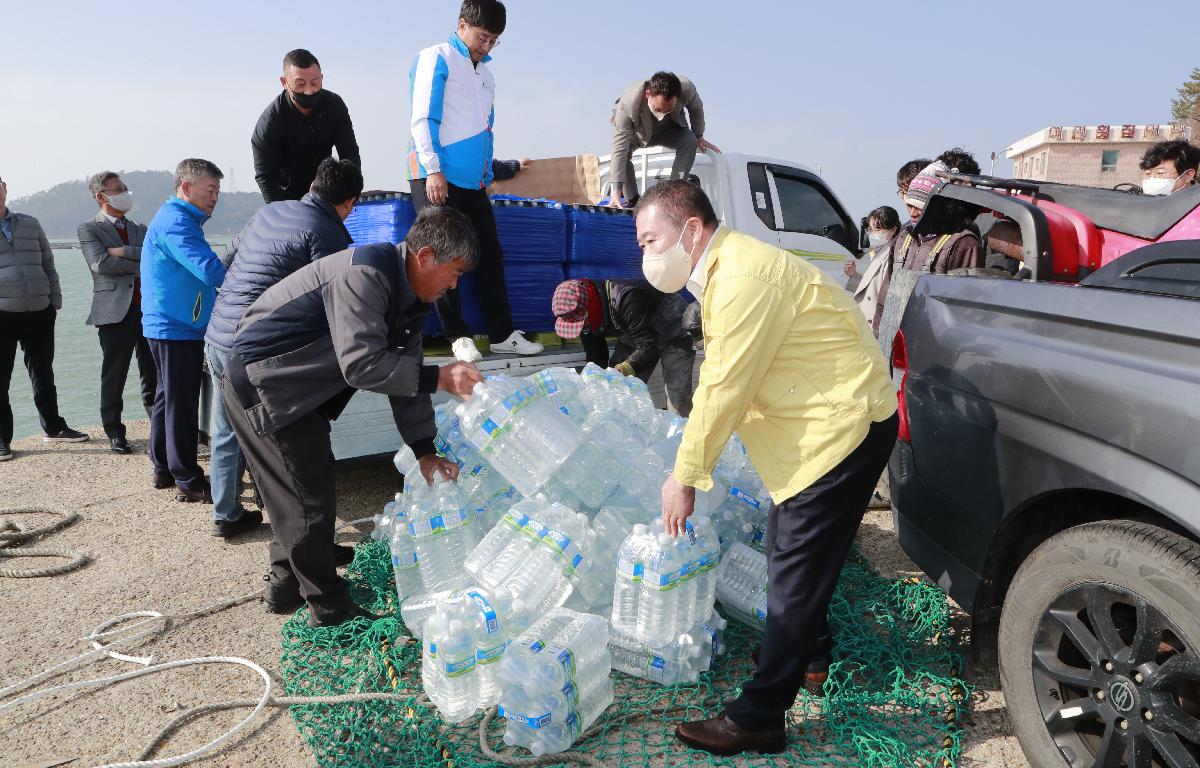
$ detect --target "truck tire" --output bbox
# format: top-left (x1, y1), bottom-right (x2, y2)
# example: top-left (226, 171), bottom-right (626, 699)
top-left (998, 520), bottom-right (1200, 768)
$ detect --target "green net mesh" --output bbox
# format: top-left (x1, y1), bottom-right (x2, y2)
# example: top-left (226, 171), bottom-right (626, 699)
top-left (280, 540), bottom-right (972, 768)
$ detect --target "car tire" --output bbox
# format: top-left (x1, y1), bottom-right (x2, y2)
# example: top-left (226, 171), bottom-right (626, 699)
top-left (999, 520), bottom-right (1200, 768)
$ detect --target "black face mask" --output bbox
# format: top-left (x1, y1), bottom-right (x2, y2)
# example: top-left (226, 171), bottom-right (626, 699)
top-left (290, 89), bottom-right (323, 110)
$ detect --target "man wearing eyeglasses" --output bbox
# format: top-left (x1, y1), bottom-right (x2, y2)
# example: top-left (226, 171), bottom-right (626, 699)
top-left (407, 0), bottom-right (545, 361)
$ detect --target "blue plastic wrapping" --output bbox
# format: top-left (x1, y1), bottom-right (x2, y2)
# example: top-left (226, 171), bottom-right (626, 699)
top-left (565, 205), bottom-right (644, 281)
top-left (422, 199), bottom-right (568, 336)
top-left (345, 192), bottom-right (417, 246)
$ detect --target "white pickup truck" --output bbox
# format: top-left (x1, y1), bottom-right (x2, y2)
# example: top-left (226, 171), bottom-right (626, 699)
top-left (329, 147), bottom-right (859, 460)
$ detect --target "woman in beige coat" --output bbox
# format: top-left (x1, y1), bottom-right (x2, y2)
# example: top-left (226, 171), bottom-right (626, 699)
top-left (843, 206), bottom-right (900, 338)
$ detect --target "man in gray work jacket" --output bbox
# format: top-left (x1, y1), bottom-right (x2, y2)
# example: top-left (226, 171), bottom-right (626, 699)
top-left (608, 71), bottom-right (720, 207)
top-left (222, 206), bottom-right (483, 627)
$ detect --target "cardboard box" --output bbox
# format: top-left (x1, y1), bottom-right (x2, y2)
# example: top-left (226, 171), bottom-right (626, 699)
top-left (488, 155), bottom-right (603, 205)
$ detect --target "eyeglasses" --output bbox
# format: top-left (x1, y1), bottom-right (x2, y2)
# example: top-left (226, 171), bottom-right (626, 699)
top-left (105, 186), bottom-right (130, 195)
top-left (473, 29), bottom-right (500, 49)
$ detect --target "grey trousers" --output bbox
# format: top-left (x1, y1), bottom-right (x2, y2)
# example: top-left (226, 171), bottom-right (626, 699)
top-left (612, 334), bottom-right (696, 417)
top-left (618, 122), bottom-right (699, 198)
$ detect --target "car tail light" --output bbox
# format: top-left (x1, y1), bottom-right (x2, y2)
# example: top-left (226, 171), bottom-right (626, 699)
top-left (892, 330), bottom-right (911, 443)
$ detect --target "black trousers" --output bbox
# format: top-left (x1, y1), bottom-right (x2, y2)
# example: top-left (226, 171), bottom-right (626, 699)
top-left (612, 335), bottom-right (697, 417)
top-left (0, 307), bottom-right (67, 443)
top-left (725, 413), bottom-right (900, 731)
top-left (147, 338), bottom-right (205, 491)
top-left (221, 377), bottom-right (350, 622)
top-left (97, 305), bottom-right (156, 439)
top-left (410, 179), bottom-right (514, 343)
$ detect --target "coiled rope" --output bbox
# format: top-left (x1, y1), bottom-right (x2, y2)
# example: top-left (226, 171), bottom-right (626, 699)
top-left (0, 506), bottom-right (90, 577)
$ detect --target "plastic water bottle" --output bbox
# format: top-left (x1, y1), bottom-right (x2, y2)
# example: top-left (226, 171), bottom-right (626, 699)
top-left (400, 590), bottom-right (449, 640)
top-left (392, 444), bottom-right (423, 487)
top-left (464, 502), bottom-right (534, 581)
top-left (607, 627), bottom-right (706, 685)
top-left (528, 677), bottom-right (613, 756)
top-left (611, 524), bottom-right (648, 634)
top-left (690, 516), bottom-right (721, 621)
top-left (463, 587), bottom-right (525, 706)
top-left (715, 542), bottom-right (769, 630)
top-left (422, 600), bottom-right (478, 723)
top-left (637, 532), bottom-right (682, 647)
top-left (409, 478), bottom-right (477, 594)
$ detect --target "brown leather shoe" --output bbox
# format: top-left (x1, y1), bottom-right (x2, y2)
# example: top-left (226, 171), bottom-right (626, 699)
top-left (675, 713), bottom-right (785, 756)
top-left (175, 485), bottom-right (213, 504)
top-left (750, 645), bottom-right (828, 696)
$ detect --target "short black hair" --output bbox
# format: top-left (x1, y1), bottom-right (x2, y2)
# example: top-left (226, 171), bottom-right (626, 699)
top-left (646, 71), bottom-right (682, 99)
top-left (936, 148), bottom-right (981, 176)
top-left (1140, 139), bottom-right (1200, 177)
top-left (406, 206), bottom-right (479, 268)
top-left (311, 158), bottom-right (363, 205)
top-left (896, 159), bottom-right (931, 191)
top-left (867, 205), bottom-right (901, 231)
top-left (460, 0), bottom-right (506, 34)
top-left (283, 49), bottom-right (320, 71)
top-left (635, 179), bottom-right (718, 228)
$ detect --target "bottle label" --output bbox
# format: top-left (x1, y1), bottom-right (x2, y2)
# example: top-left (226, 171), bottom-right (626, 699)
top-left (504, 710), bottom-right (553, 729)
top-left (408, 508), bottom-right (471, 538)
top-left (540, 528), bottom-right (585, 575)
top-left (528, 639), bottom-right (546, 654)
top-left (678, 560), bottom-right (695, 582)
top-left (559, 406), bottom-right (571, 417)
top-left (564, 711), bottom-right (582, 740)
top-left (502, 509), bottom-right (530, 532)
top-left (751, 526), bottom-right (766, 545)
top-left (684, 521), bottom-right (697, 545)
top-left (618, 558), bottom-right (644, 582)
top-left (561, 681), bottom-right (578, 710)
top-left (466, 591), bottom-right (499, 634)
top-left (643, 568), bottom-right (678, 591)
top-left (696, 552), bottom-right (714, 573)
top-left (649, 655), bottom-right (667, 683)
top-left (729, 486), bottom-right (761, 510)
top-left (476, 642), bottom-right (506, 665)
top-left (392, 552), bottom-right (418, 568)
top-left (755, 595), bottom-right (769, 622)
top-left (703, 624), bottom-right (719, 657)
top-left (443, 655), bottom-right (477, 678)
top-left (557, 649), bottom-right (576, 681)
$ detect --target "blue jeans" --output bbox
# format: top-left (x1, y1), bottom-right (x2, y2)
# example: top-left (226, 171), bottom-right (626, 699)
top-left (205, 344), bottom-right (245, 523)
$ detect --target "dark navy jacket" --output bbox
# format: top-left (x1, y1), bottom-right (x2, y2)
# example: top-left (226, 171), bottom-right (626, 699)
top-left (227, 243), bottom-right (438, 453)
top-left (205, 192), bottom-right (351, 353)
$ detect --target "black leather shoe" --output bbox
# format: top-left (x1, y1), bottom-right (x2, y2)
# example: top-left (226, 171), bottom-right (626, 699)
top-left (263, 574), bottom-right (305, 615)
top-left (675, 713), bottom-right (786, 756)
top-left (335, 544), bottom-right (355, 567)
top-left (307, 604), bottom-right (380, 628)
top-left (153, 472), bottom-right (174, 489)
top-left (0, 442), bottom-right (12, 462)
top-left (212, 509), bottom-right (263, 539)
top-left (109, 436), bottom-right (133, 454)
top-left (175, 485), bottom-right (213, 504)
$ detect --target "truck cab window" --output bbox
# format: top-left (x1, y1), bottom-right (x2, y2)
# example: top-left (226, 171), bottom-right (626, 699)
top-left (773, 173), bottom-right (850, 242)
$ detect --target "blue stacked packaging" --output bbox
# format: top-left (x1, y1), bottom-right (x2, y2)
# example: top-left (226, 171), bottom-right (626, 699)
top-left (565, 206), bottom-right (644, 282)
top-left (345, 192), bottom-right (417, 246)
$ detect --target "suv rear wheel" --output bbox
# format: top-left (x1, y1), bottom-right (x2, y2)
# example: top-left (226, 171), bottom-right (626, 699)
top-left (999, 520), bottom-right (1200, 768)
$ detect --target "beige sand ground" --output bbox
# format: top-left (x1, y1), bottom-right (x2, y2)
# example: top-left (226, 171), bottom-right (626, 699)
top-left (0, 422), bottom-right (1028, 767)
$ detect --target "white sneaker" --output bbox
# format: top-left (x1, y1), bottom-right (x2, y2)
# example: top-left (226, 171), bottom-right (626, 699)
top-left (451, 337), bottom-right (483, 363)
top-left (490, 330), bottom-right (544, 356)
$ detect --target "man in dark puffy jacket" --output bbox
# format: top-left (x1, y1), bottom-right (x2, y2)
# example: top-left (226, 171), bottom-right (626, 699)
top-left (204, 158), bottom-right (362, 539)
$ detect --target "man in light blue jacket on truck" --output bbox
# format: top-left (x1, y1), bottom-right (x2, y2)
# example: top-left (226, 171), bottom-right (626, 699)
top-left (141, 158), bottom-right (227, 503)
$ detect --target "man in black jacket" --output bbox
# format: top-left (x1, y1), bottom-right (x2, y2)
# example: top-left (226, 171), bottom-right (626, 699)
top-left (224, 207), bottom-right (482, 627)
top-left (551, 278), bottom-right (696, 416)
top-left (205, 158), bottom-right (362, 540)
top-left (251, 49), bottom-right (361, 203)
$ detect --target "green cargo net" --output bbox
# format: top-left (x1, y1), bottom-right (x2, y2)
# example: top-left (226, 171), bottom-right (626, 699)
top-left (280, 541), bottom-right (972, 768)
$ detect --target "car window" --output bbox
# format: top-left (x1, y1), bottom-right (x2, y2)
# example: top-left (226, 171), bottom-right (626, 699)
top-left (773, 173), bottom-right (849, 242)
top-left (747, 163), bottom-right (776, 230)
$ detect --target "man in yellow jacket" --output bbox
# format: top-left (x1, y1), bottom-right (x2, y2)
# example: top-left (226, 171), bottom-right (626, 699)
top-left (635, 181), bottom-right (898, 755)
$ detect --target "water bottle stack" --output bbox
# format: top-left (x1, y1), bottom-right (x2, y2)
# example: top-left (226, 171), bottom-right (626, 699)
top-left (420, 586), bottom-right (529, 722)
top-left (714, 541), bottom-right (770, 630)
top-left (497, 608), bottom-right (613, 756)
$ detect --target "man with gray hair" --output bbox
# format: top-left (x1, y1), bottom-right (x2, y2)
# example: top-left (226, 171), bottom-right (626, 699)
top-left (78, 171), bottom-right (156, 454)
top-left (223, 206), bottom-right (484, 626)
top-left (141, 159), bottom-right (227, 502)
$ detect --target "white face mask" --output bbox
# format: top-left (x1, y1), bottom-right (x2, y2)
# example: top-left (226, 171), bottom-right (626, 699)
top-left (1141, 175), bottom-right (1178, 196)
top-left (867, 230), bottom-right (892, 249)
top-left (104, 190), bottom-right (134, 213)
top-left (642, 219), bottom-right (697, 293)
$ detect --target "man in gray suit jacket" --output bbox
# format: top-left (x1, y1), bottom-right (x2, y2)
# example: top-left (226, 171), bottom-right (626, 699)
top-left (78, 171), bottom-right (156, 454)
top-left (608, 71), bottom-right (720, 207)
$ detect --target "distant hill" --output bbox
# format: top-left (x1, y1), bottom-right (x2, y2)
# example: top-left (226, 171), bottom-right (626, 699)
top-left (10, 170), bottom-right (264, 239)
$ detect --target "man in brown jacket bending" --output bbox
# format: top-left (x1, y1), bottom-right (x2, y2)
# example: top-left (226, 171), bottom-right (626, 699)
top-left (608, 71), bottom-right (720, 207)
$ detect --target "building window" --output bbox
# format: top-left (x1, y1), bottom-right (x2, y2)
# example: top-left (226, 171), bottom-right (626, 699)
top-left (1101, 150), bottom-right (1120, 172)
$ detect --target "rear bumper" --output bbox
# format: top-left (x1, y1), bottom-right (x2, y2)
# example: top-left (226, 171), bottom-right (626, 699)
top-left (889, 441), bottom-right (984, 616)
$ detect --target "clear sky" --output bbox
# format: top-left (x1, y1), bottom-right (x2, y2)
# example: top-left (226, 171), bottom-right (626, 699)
top-left (4, 0), bottom-right (1196, 220)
